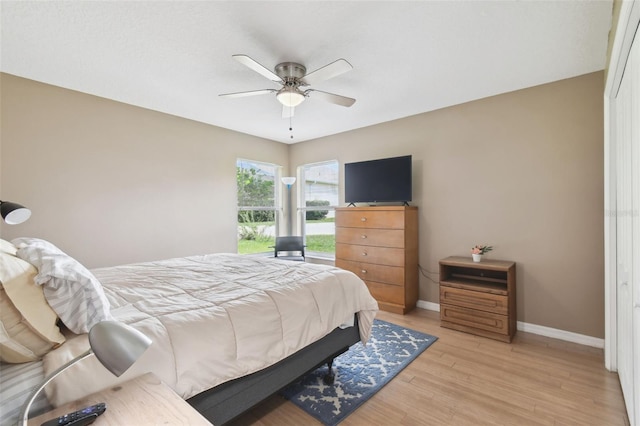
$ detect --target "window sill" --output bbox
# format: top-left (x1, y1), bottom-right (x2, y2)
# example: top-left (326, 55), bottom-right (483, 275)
top-left (305, 253), bottom-right (335, 266)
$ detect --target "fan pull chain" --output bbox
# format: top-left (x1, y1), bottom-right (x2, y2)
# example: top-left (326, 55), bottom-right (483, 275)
top-left (289, 115), bottom-right (294, 139)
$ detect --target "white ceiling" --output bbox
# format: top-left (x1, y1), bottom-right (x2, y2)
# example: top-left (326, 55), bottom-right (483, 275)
top-left (1, 1), bottom-right (613, 144)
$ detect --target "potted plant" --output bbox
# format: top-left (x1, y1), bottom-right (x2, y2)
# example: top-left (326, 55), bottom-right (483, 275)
top-left (471, 245), bottom-right (493, 262)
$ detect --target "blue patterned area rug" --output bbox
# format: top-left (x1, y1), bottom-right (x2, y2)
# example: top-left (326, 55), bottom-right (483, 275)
top-left (280, 319), bottom-right (438, 426)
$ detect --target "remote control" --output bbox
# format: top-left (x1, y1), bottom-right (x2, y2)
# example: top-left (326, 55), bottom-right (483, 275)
top-left (40, 402), bottom-right (106, 426)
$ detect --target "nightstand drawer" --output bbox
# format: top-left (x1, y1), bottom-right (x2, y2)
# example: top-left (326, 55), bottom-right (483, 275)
top-left (335, 210), bottom-right (405, 229)
top-left (440, 286), bottom-right (508, 315)
top-left (440, 304), bottom-right (509, 335)
top-left (336, 243), bottom-right (405, 267)
top-left (336, 259), bottom-right (404, 286)
top-left (335, 227), bottom-right (405, 248)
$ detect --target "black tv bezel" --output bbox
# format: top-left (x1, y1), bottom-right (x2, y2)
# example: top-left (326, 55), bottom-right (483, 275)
top-left (344, 155), bottom-right (412, 204)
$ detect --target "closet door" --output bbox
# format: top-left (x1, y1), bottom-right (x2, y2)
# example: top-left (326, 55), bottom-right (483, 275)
top-left (632, 31), bottom-right (640, 426)
top-left (615, 29), bottom-right (639, 426)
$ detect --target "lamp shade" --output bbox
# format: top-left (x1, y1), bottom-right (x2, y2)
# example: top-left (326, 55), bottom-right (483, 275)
top-left (281, 177), bottom-right (296, 186)
top-left (276, 88), bottom-right (305, 107)
top-left (0, 201), bottom-right (31, 225)
top-left (20, 321), bottom-right (151, 425)
top-left (89, 321), bottom-right (152, 377)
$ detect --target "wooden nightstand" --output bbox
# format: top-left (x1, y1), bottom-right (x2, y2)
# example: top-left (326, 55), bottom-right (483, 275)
top-left (439, 256), bottom-right (517, 342)
top-left (27, 373), bottom-right (212, 426)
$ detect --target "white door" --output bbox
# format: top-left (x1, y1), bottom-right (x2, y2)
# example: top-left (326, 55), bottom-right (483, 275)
top-left (631, 30), bottom-right (640, 426)
top-left (615, 28), bottom-right (639, 426)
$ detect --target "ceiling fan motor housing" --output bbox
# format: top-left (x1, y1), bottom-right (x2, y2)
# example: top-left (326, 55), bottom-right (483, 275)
top-left (275, 62), bottom-right (307, 106)
top-left (275, 62), bottom-right (307, 81)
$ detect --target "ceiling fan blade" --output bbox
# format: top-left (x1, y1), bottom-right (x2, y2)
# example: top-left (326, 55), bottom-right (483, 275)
top-left (301, 59), bottom-right (353, 86)
top-left (233, 54), bottom-right (282, 82)
top-left (306, 89), bottom-right (356, 107)
top-left (219, 89), bottom-right (276, 98)
top-left (282, 105), bottom-right (295, 118)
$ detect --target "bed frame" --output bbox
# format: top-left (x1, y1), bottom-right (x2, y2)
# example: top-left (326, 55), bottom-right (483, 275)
top-left (187, 315), bottom-right (361, 425)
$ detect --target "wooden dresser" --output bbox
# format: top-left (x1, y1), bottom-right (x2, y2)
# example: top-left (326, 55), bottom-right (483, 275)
top-left (335, 206), bottom-right (418, 314)
top-left (439, 256), bottom-right (516, 342)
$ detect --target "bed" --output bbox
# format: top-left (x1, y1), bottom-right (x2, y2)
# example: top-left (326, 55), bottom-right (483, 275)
top-left (0, 238), bottom-right (378, 425)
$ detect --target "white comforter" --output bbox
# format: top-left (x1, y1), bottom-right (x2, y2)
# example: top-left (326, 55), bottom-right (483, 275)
top-left (43, 254), bottom-right (378, 407)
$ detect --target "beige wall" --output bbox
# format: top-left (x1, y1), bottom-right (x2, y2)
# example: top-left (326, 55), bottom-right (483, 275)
top-left (1, 71), bottom-right (605, 338)
top-left (290, 72), bottom-right (605, 338)
top-left (0, 73), bottom-right (288, 268)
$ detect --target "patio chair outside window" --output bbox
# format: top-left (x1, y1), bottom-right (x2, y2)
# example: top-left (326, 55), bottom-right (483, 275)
top-left (272, 236), bottom-right (305, 261)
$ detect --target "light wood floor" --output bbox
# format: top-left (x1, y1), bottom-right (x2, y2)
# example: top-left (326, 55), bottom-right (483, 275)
top-left (229, 308), bottom-right (629, 425)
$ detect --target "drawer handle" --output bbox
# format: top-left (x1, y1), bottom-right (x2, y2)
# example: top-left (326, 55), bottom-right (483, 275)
top-left (361, 270), bottom-right (367, 274)
top-left (361, 235), bottom-right (367, 239)
top-left (361, 217), bottom-right (367, 222)
top-left (362, 252), bottom-right (368, 256)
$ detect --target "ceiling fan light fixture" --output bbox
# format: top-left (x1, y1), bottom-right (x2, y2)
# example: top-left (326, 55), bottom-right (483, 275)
top-left (276, 88), bottom-right (305, 107)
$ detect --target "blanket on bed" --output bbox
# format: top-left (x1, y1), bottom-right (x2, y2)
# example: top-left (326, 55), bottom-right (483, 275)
top-left (42, 254), bottom-right (378, 407)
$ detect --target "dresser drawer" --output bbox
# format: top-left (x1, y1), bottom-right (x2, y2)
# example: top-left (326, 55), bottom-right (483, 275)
top-left (336, 259), bottom-right (404, 286)
top-left (335, 227), bottom-right (405, 248)
top-left (336, 243), bottom-right (405, 267)
top-left (440, 304), bottom-right (509, 335)
top-left (440, 286), bottom-right (508, 315)
top-left (335, 210), bottom-right (405, 229)
top-left (365, 281), bottom-right (404, 305)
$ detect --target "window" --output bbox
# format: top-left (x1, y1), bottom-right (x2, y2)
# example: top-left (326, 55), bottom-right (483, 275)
top-left (298, 160), bottom-right (339, 257)
top-left (237, 159), bottom-right (281, 254)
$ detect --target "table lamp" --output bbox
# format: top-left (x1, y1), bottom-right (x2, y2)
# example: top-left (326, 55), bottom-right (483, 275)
top-left (20, 321), bottom-right (152, 425)
top-left (0, 200), bottom-right (31, 225)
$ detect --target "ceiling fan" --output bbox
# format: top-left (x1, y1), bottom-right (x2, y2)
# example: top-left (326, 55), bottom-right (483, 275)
top-left (219, 54), bottom-right (356, 118)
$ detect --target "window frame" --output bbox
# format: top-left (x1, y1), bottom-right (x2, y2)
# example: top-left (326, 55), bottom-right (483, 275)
top-left (296, 159), bottom-right (339, 258)
top-left (236, 158), bottom-right (283, 254)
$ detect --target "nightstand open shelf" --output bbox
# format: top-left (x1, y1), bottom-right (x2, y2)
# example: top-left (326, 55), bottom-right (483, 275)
top-left (439, 277), bottom-right (508, 295)
top-left (439, 256), bottom-right (516, 342)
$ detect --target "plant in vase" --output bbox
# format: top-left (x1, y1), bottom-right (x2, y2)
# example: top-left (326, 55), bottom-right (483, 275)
top-left (471, 245), bottom-right (493, 262)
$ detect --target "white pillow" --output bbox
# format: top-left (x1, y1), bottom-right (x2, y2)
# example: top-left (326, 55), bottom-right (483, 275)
top-left (0, 238), bottom-right (17, 256)
top-left (11, 237), bottom-right (61, 253)
top-left (0, 252), bottom-right (65, 363)
top-left (13, 238), bottom-right (113, 334)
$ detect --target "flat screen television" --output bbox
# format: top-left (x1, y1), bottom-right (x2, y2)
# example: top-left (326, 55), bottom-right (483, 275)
top-left (344, 155), bottom-right (412, 204)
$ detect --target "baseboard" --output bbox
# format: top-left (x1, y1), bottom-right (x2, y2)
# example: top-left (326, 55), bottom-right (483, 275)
top-left (516, 321), bottom-right (604, 349)
top-left (416, 300), bottom-right (440, 312)
top-left (417, 300), bottom-right (604, 349)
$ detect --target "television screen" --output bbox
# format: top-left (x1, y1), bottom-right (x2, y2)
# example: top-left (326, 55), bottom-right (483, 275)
top-left (344, 155), bottom-right (412, 204)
